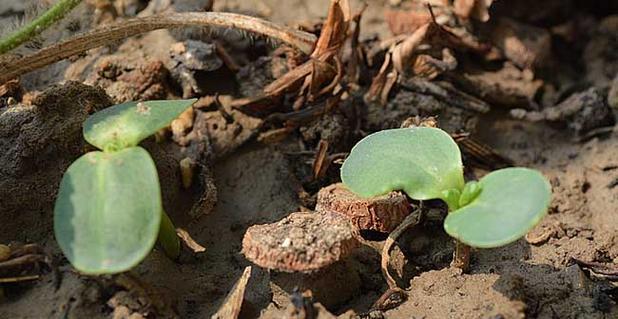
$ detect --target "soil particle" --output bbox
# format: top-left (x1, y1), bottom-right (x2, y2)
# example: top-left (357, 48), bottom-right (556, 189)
top-left (315, 183), bottom-right (411, 233)
top-left (584, 15), bottom-right (618, 88)
top-left (367, 88), bottom-right (479, 133)
top-left (88, 57), bottom-right (172, 102)
top-left (270, 259), bottom-right (362, 310)
top-left (490, 18), bottom-right (552, 70)
top-left (242, 211), bottom-right (360, 273)
top-left (169, 40), bottom-right (223, 98)
top-left (387, 268), bottom-right (527, 319)
top-left (192, 101), bottom-right (263, 159)
top-left (511, 87), bottom-right (615, 136)
top-left (451, 62), bottom-right (543, 109)
top-left (236, 56), bottom-right (289, 98)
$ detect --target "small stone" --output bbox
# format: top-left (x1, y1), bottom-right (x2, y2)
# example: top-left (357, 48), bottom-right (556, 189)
top-left (242, 212), bottom-right (359, 273)
top-left (315, 183), bottom-right (411, 233)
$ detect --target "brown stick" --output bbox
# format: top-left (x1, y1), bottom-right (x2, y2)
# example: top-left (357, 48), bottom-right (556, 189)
top-left (0, 12), bottom-right (317, 84)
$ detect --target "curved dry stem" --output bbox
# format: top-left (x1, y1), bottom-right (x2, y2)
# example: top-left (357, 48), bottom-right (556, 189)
top-left (0, 12), bottom-right (317, 84)
top-left (380, 206), bottom-right (422, 289)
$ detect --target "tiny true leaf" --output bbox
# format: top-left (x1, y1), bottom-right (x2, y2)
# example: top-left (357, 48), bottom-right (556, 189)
top-left (83, 99), bottom-right (196, 150)
top-left (54, 147), bottom-right (162, 274)
top-left (444, 167), bottom-right (551, 248)
top-left (341, 127), bottom-right (465, 200)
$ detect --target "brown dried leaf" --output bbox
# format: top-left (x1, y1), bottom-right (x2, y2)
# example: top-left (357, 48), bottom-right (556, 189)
top-left (366, 52), bottom-right (397, 105)
top-left (312, 0), bottom-right (351, 58)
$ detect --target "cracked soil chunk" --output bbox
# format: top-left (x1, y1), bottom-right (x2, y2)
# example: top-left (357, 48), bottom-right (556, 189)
top-left (242, 212), bottom-right (360, 273)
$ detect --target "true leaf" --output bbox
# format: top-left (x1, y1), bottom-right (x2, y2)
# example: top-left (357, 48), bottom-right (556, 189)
top-left (444, 167), bottom-right (551, 248)
top-left (341, 127), bottom-right (465, 200)
top-left (54, 147), bottom-right (162, 274)
top-left (83, 99), bottom-right (196, 150)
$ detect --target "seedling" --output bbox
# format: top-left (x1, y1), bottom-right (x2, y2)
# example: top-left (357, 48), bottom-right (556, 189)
top-left (341, 127), bottom-right (551, 263)
top-left (54, 99), bottom-right (196, 274)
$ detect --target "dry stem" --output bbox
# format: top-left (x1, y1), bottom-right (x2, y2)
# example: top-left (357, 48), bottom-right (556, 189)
top-left (0, 12), bottom-right (317, 84)
top-left (451, 240), bottom-right (471, 272)
top-left (380, 206), bottom-right (422, 289)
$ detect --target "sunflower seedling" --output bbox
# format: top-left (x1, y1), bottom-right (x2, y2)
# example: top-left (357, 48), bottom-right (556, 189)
top-left (341, 127), bottom-right (551, 268)
top-left (54, 99), bottom-right (196, 274)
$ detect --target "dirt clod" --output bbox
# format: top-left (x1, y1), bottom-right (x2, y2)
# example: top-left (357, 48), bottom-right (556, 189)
top-left (315, 183), bottom-right (411, 233)
top-left (242, 212), bottom-right (360, 273)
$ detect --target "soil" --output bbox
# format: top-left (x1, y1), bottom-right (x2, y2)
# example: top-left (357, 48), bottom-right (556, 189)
top-left (0, 0), bottom-right (617, 319)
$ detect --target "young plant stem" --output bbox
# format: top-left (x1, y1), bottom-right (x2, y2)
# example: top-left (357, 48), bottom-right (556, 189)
top-left (0, 0), bottom-right (83, 55)
top-left (0, 12), bottom-right (317, 84)
top-left (452, 240), bottom-right (471, 272)
top-left (158, 210), bottom-right (180, 260)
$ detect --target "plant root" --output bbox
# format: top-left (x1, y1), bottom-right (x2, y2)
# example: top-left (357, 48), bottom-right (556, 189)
top-left (0, 12), bottom-right (317, 84)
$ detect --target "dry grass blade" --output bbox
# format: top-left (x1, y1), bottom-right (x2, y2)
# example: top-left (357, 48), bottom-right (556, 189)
top-left (0, 12), bottom-right (317, 84)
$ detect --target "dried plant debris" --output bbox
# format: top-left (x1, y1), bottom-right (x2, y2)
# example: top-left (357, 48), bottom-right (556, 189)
top-left (235, 0), bottom-right (351, 114)
top-left (571, 258), bottom-right (618, 279)
top-left (0, 243), bottom-right (50, 284)
top-left (242, 212), bottom-right (359, 273)
top-left (315, 183), bottom-right (411, 233)
top-left (0, 11), bottom-right (317, 84)
top-left (366, 11), bottom-right (495, 105)
top-left (511, 87), bottom-right (615, 136)
top-left (211, 266), bottom-right (252, 319)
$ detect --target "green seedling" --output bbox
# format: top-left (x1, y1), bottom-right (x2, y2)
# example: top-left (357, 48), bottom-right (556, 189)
top-left (54, 99), bottom-right (196, 274)
top-left (341, 127), bottom-right (551, 250)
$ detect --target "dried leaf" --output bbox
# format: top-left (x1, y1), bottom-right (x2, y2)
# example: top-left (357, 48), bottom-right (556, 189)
top-left (312, 0), bottom-right (351, 58)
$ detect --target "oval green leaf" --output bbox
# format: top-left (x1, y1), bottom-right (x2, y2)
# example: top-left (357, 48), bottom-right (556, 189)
top-left (341, 127), bottom-right (465, 200)
top-left (84, 99), bottom-right (196, 150)
top-left (444, 167), bottom-right (551, 248)
top-left (54, 147), bottom-right (162, 274)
